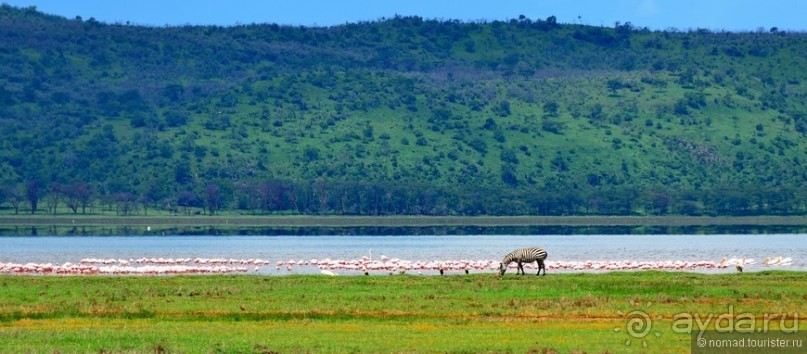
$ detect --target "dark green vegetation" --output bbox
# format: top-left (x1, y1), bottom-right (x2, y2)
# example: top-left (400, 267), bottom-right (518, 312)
top-left (1, 5), bottom-right (805, 216)
top-left (4, 214), bottom-right (806, 226)
top-left (1, 272), bottom-right (805, 352)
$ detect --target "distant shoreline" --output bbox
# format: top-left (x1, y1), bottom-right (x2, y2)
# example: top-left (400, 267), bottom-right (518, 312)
top-left (0, 215), bottom-right (804, 227)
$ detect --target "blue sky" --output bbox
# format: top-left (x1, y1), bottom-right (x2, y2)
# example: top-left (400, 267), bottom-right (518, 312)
top-left (4, 0), bottom-right (805, 31)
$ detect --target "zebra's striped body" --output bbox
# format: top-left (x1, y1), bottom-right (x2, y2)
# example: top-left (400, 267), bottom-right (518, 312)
top-left (499, 247), bottom-right (548, 276)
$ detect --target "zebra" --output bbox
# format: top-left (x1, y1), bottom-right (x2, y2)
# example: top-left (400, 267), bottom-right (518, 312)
top-left (498, 247), bottom-right (548, 276)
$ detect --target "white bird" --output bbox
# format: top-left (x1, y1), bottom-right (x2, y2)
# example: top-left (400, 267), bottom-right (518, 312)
top-left (320, 270), bottom-right (339, 276)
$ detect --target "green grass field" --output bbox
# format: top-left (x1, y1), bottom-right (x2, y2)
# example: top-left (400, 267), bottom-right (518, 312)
top-left (1, 272), bottom-right (805, 353)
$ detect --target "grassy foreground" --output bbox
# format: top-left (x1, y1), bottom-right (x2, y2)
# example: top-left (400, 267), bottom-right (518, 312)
top-left (1, 272), bottom-right (805, 353)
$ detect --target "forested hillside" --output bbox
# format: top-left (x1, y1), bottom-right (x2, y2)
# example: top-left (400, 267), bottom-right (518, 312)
top-left (0, 5), bottom-right (805, 216)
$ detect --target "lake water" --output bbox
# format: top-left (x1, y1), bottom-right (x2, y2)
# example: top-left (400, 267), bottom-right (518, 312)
top-left (1, 234), bottom-right (804, 274)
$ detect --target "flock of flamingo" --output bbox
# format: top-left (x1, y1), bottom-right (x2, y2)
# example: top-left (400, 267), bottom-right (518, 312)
top-left (0, 255), bottom-right (794, 276)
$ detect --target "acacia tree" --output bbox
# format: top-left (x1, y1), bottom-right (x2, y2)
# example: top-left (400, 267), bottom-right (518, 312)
top-left (606, 79), bottom-right (623, 96)
top-left (64, 184), bottom-right (79, 214)
top-left (3, 186), bottom-right (23, 215)
top-left (257, 181), bottom-right (285, 213)
top-left (543, 101), bottom-right (559, 117)
top-left (204, 184), bottom-right (220, 215)
top-left (177, 190), bottom-right (198, 215)
top-left (46, 182), bottom-right (62, 214)
top-left (115, 192), bottom-right (136, 216)
top-left (26, 180), bottom-right (40, 214)
top-left (64, 182), bottom-right (92, 214)
top-left (76, 183), bottom-right (93, 214)
top-left (139, 195), bottom-right (152, 216)
top-left (235, 182), bottom-right (260, 214)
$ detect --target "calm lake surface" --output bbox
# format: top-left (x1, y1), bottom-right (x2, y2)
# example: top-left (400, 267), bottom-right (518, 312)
top-left (2, 234), bottom-right (805, 273)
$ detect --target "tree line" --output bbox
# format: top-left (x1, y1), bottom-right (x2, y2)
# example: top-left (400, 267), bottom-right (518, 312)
top-left (2, 180), bottom-right (804, 217)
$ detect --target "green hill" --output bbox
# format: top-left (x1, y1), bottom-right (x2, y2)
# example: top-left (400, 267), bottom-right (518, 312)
top-left (0, 5), bottom-right (805, 216)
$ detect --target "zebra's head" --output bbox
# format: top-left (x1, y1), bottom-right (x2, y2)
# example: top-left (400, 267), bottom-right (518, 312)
top-left (498, 262), bottom-right (507, 276)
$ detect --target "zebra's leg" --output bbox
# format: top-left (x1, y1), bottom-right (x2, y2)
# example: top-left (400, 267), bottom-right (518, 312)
top-left (517, 262), bottom-right (524, 275)
top-left (537, 260), bottom-right (546, 276)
